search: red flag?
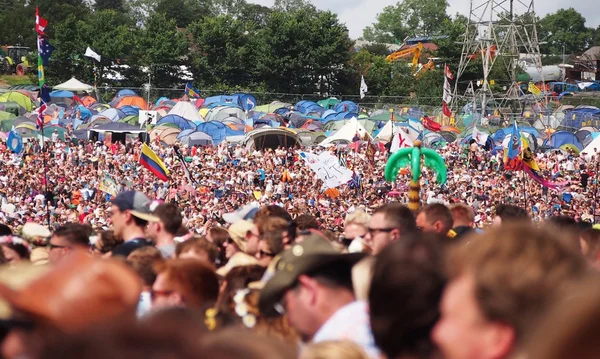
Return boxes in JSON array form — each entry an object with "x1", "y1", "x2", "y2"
[
  {"x1": 72, "y1": 95, "x2": 85, "y2": 106},
  {"x1": 422, "y1": 116, "x2": 442, "y2": 132},
  {"x1": 444, "y1": 65, "x2": 453, "y2": 80},
  {"x1": 37, "y1": 103, "x2": 47, "y2": 129},
  {"x1": 442, "y1": 102, "x2": 452, "y2": 117},
  {"x1": 36, "y1": 7, "x2": 48, "y2": 36}
]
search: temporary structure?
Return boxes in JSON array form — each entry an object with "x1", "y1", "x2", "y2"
[{"x1": 53, "y1": 78, "x2": 94, "y2": 92}]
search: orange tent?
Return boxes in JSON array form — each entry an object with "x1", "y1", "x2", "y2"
[
  {"x1": 114, "y1": 96, "x2": 149, "y2": 110},
  {"x1": 82, "y1": 96, "x2": 97, "y2": 107}
]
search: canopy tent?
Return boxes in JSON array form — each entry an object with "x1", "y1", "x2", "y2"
[
  {"x1": 320, "y1": 117, "x2": 372, "y2": 146},
  {"x1": 244, "y1": 128, "x2": 301, "y2": 150},
  {"x1": 168, "y1": 101, "x2": 203, "y2": 122},
  {"x1": 53, "y1": 78, "x2": 94, "y2": 92}
]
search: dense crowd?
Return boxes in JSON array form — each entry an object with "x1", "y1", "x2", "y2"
[{"x1": 0, "y1": 135, "x2": 598, "y2": 358}]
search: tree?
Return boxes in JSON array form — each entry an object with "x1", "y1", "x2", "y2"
[
  {"x1": 435, "y1": 14, "x2": 468, "y2": 62},
  {"x1": 0, "y1": 0, "x2": 35, "y2": 46},
  {"x1": 187, "y1": 15, "x2": 257, "y2": 88},
  {"x1": 538, "y1": 8, "x2": 593, "y2": 55},
  {"x1": 95, "y1": 0, "x2": 124, "y2": 12},
  {"x1": 136, "y1": 12, "x2": 188, "y2": 88},
  {"x1": 362, "y1": 0, "x2": 449, "y2": 43},
  {"x1": 273, "y1": 0, "x2": 313, "y2": 12},
  {"x1": 256, "y1": 8, "x2": 353, "y2": 94}
]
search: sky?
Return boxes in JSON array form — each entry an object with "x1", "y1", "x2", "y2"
[{"x1": 250, "y1": 0, "x2": 600, "y2": 39}]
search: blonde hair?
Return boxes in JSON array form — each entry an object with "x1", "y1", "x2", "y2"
[
  {"x1": 300, "y1": 340, "x2": 370, "y2": 359},
  {"x1": 351, "y1": 257, "x2": 375, "y2": 301},
  {"x1": 344, "y1": 210, "x2": 371, "y2": 228}
]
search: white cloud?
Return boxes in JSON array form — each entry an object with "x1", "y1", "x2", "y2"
[{"x1": 249, "y1": 0, "x2": 600, "y2": 39}]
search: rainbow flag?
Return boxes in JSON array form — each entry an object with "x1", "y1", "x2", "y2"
[{"x1": 140, "y1": 143, "x2": 170, "y2": 181}]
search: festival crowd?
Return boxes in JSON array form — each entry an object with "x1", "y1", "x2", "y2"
[{"x1": 0, "y1": 134, "x2": 597, "y2": 358}]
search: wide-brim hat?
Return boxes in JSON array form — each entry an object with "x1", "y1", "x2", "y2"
[{"x1": 258, "y1": 234, "x2": 365, "y2": 316}]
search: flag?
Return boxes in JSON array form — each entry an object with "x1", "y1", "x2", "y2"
[
  {"x1": 366, "y1": 139, "x2": 375, "y2": 166},
  {"x1": 422, "y1": 116, "x2": 442, "y2": 132},
  {"x1": 521, "y1": 136, "x2": 540, "y2": 172},
  {"x1": 35, "y1": 7, "x2": 48, "y2": 36},
  {"x1": 472, "y1": 126, "x2": 489, "y2": 146},
  {"x1": 444, "y1": 65, "x2": 454, "y2": 80},
  {"x1": 37, "y1": 56, "x2": 45, "y2": 87},
  {"x1": 7, "y1": 130, "x2": 23, "y2": 154},
  {"x1": 506, "y1": 122, "x2": 521, "y2": 160},
  {"x1": 443, "y1": 75, "x2": 452, "y2": 104},
  {"x1": 348, "y1": 172, "x2": 362, "y2": 190},
  {"x1": 185, "y1": 83, "x2": 200, "y2": 99},
  {"x1": 528, "y1": 82, "x2": 541, "y2": 96},
  {"x1": 442, "y1": 102, "x2": 452, "y2": 117},
  {"x1": 246, "y1": 97, "x2": 255, "y2": 110},
  {"x1": 84, "y1": 47, "x2": 101, "y2": 62},
  {"x1": 36, "y1": 103, "x2": 47, "y2": 129},
  {"x1": 391, "y1": 129, "x2": 413, "y2": 153},
  {"x1": 40, "y1": 84, "x2": 51, "y2": 103},
  {"x1": 38, "y1": 37, "x2": 55, "y2": 66},
  {"x1": 360, "y1": 76, "x2": 368, "y2": 99},
  {"x1": 72, "y1": 95, "x2": 85, "y2": 106},
  {"x1": 140, "y1": 143, "x2": 170, "y2": 181}
]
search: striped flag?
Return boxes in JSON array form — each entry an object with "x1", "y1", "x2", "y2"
[
  {"x1": 140, "y1": 143, "x2": 170, "y2": 181},
  {"x1": 36, "y1": 103, "x2": 47, "y2": 129}
]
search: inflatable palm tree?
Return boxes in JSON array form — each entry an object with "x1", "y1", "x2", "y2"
[{"x1": 384, "y1": 140, "x2": 447, "y2": 211}]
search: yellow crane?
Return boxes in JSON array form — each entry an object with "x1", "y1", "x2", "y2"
[
  {"x1": 385, "y1": 42, "x2": 423, "y2": 71},
  {"x1": 414, "y1": 58, "x2": 436, "y2": 78}
]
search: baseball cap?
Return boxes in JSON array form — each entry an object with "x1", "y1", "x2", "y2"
[
  {"x1": 258, "y1": 233, "x2": 365, "y2": 316},
  {"x1": 111, "y1": 191, "x2": 159, "y2": 222}
]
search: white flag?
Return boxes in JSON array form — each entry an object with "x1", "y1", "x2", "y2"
[
  {"x1": 360, "y1": 76, "x2": 368, "y2": 99},
  {"x1": 472, "y1": 126, "x2": 489, "y2": 146},
  {"x1": 390, "y1": 129, "x2": 414, "y2": 153},
  {"x1": 443, "y1": 76, "x2": 452, "y2": 104},
  {"x1": 84, "y1": 47, "x2": 101, "y2": 62}
]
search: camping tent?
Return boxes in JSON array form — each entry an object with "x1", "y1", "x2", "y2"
[
  {"x1": 320, "y1": 117, "x2": 372, "y2": 146},
  {"x1": 53, "y1": 78, "x2": 94, "y2": 92},
  {"x1": 168, "y1": 101, "x2": 203, "y2": 122},
  {"x1": 0, "y1": 92, "x2": 33, "y2": 111}
]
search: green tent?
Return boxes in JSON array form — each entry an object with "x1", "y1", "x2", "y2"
[
  {"x1": 317, "y1": 97, "x2": 340, "y2": 109},
  {"x1": 0, "y1": 110, "x2": 15, "y2": 121},
  {"x1": 120, "y1": 115, "x2": 139, "y2": 125},
  {"x1": 42, "y1": 126, "x2": 66, "y2": 140},
  {"x1": 0, "y1": 92, "x2": 33, "y2": 112}
]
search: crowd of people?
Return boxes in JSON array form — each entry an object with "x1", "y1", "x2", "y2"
[{"x1": 0, "y1": 134, "x2": 598, "y2": 358}]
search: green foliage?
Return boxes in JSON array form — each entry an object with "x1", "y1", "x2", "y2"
[
  {"x1": 538, "y1": 8, "x2": 593, "y2": 55},
  {"x1": 362, "y1": 0, "x2": 449, "y2": 43},
  {"x1": 95, "y1": 0, "x2": 124, "y2": 11}
]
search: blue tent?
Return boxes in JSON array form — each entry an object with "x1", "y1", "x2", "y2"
[
  {"x1": 156, "y1": 115, "x2": 196, "y2": 130},
  {"x1": 542, "y1": 131, "x2": 583, "y2": 150},
  {"x1": 117, "y1": 89, "x2": 137, "y2": 97},
  {"x1": 176, "y1": 128, "x2": 197, "y2": 142},
  {"x1": 561, "y1": 108, "x2": 600, "y2": 129},
  {"x1": 50, "y1": 90, "x2": 74, "y2": 98},
  {"x1": 118, "y1": 105, "x2": 141, "y2": 116},
  {"x1": 155, "y1": 97, "x2": 170, "y2": 106},
  {"x1": 294, "y1": 101, "x2": 320, "y2": 114},
  {"x1": 204, "y1": 95, "x2": 241, "y2": 108},
  {"x1": 197, "y1": 121, "x2": 227, "y2": 144},
  {"x1": 99, "y1": 108, "x2": 127, "y2": 122},
  {"x1": 334, "y1": 101, "x2": 358, "y2": 113},
  {"x1": 236, "y1": 93, "x2": 258, "y2": 111}
]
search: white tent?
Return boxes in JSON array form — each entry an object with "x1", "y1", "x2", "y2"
[
  {"x1": 319, "y1": 117, "x2": 372, "y2": 146},
  {"x1": 53, "y1": 78, "x2": 94, "y2": 92},
  {"x1": 581, "y1": 136, "x2": 600, "y2": 159},
  {"x1": 375, "y1": 120, "x2": 393, "y2": 142},
  {"x1": 168, "y1": 101, "x2": 204, "y2": 122}
]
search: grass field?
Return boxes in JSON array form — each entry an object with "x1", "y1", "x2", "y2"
[{"x1": 0, "y1": 74, "x2": 33, "y2": 87}]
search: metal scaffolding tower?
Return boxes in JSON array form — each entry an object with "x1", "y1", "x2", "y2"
[{"x1": 454, "y1": 0, "x2": 545, "y2": 125}]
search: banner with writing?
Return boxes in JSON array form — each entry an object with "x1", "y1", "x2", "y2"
[
  {"x1": 299, "y1": 151, "x2": 353, "y2": 189},
  {"x1": 98, "y1": 174, "x2": 119, "y2": 196}
]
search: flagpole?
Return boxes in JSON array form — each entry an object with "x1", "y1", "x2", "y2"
[
  {"x1": 522, "y1": 166, "x2": 528, "y2": 215},
  {"x1": 36, "y1": 8, "x2": 51, "y2": 227}
]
